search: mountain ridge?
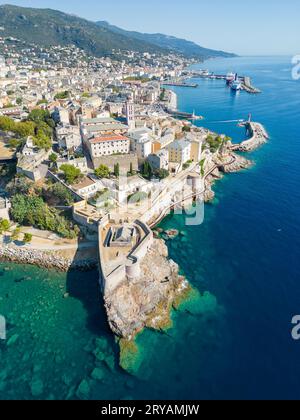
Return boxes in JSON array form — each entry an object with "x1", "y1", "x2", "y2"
[
  {"x1": 0, "y1": 4, "x2": 236, "y2": 60},
  {"x1": 96, "y1": 20, "x2": 237, "y2": 60}
]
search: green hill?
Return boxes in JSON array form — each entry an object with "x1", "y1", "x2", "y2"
[
  {"x1": 96, "y1": 21, "x2": 237, "y2": 60},
  {"x1": 0, "y1": 4, "x2": 166, "y2": 57},
  {"x1": 0, "y1": 4, "x2": 236, "y2": 60}
]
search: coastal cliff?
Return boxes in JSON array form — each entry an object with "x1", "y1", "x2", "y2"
[{"x1": 104, "y1": 238, "x2": 188, "y2": 340}]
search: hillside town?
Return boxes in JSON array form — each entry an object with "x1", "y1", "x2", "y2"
[
  {"x1": 0, "y1": 37, "x2": 264, "y2": 348},
  {"x1": 0, "y1": 36, "x2": 225, "y2": 237}
]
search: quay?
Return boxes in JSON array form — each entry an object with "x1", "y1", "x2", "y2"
[
  {"x1": 166, "y1": 109, "x2": 203, "y2": 120},
  {"x1": 162, "y1": 82, "x2": 198, "y2": 88},
  {"x1": 185, "y1": 71, "x2": 261, "y2": 94}
]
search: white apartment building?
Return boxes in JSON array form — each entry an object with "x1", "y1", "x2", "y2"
[
  {"x1": 87, "y1": 135, "x2": 130, "y2": 158},
  {"x1": 128, "y1": 128, "x2": 152, "y2": 160},
  {"x1": 168, "y1": 140, "x2": 191, "y2": 164},
  {"x1": 148, "y1": 149, "x2": 169, "y2": 171},
  {"x1": 56, "y1": 124, "x2": 82, "y2": 151}
]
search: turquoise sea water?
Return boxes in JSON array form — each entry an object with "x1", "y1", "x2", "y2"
[{"x1": 1, "y1": 56, "x2": 300, "y2": 400}]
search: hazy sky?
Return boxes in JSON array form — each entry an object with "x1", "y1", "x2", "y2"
[{"x1": 1, "y1": 0, "x2": 299, "y2": 55}]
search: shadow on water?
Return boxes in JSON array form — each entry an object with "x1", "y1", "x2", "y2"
[{"x1": 65, "y1": 245, "x2": 112, "y2": 339}]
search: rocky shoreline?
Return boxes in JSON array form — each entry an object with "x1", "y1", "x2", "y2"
[
  {"x1": 0, "y1": 246, "x2": 98, "y2": 272},
  {"x1": 204, "y1": 152, "x2": 253, "y2": 202},
  {"x1": 104, "y1": 238, "x2": 189, "y2": 341}
]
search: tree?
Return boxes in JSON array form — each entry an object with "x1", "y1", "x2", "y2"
[
  {"x1": 10, "y1": 195, "x2": 78, "y2": 239},
  {"x1": 50, "y1": 183, "x2": 73, "y2": 206},
  {"x1": 0, "y1": 116, "x2": 16, "y2": 132},
  {"x1": 23, "y1": 233, "x2": 33, "y2": 244},
  {"x1": 14, "y1": 121, "x2": 35, "y2": 137},
  {"x1": 114, "y1": 163, "x2": 120, "y2": 178},
  {"x1": 60, "y1": 164, "x2": 82, "y2": 185},
  {"x1": 28, "y1": 109, "x2": 51, "y2": 125},
  {"x1": 33, "y1": 133, "x2": 52, "y2": 151},
  {"x1": 182, "y1": 125, "x2": 191, "y2": 132},
  {"x1": 8, "y1": 138, "x2": 23, "y2": 150},
  {"x1": 0, "y1": 219, "x2": 10, "y2": 234},
  {"x1": 129, "y1": 162, "x2": 134, "y2": 176},
  {"x1": 95, "y1": 164, "x2": 110, "y2": 179},
  {"x1": 142, "y1": 161, "x2": 152, "y2": 179},
  {"x1": 49, "y1": 153, "x2": 58, "y2": 164},
  {"x1": 54, "y1": 91, "x2": 69, "y2": 100},
  {"x1": 155, "y1": 169, "x2": 169, "y2": 180}
]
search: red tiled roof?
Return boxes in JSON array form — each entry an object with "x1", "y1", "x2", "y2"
[{"x1": 89, "y1": 135, "x2": 129, "y2": 144}]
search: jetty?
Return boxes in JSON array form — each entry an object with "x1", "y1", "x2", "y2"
[
  {"x1": 162, "y1": 82, "x2": 198, "y2": 88},
  {"x1": 241, "y1": 77, "x2": 261, "y2": 94},
  {"x1": 166, "y1": 109, "x2": 203, "y2": 120},
  {"x1": 231, "y1": 122, "x2": 269, "y2": 152}
]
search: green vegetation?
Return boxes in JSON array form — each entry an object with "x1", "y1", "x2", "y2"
[
  {"x1": 206, "y1": 135, "x2": 224, "y2": 153},
  {"x1": 81, "y1": 92, "x2": 91, "y2": 98},
  {"x1": 23, "y1": 233, "x2": 33, "y2": 244},
  {"x1": 60, "y1": 164, "x2": 83, "y2": 185},
  {"x1": 37, "y1": 99, "x2": 48, "y2": 106},
  {"x1": 124, "y1": 76, "x2": 151, "y2": 83},
  {"x1": 0, "y1": 116, "x2": 35, "y2": 137},
  {"x1": 0, "y1": 5, "x2": 235, "y2": 60},
  {"x1": 154, "y1": 168, "x2": 170, "y2": 180},
  {"x1": 0, "y1": 110, "x2": 54, "y2": 151},
  {"x1": 0, "y1": 219, "x2": 10, "y2": 234},
  {"x1": 6, "y1": 176, "x2": 34, "y2": 196},
  {"x1": 199, "y1": 158, "x2": 206, "y2": 177},
  {"x1": 54, "y1": 91, "x2": 70, "y2": 100},
  {"x1": 182, "y1": 125, "x2": 191, "y2": 133},
  {"x1": 141, "y1": 161, "x2": 153, "y2": 180},
  {"x1": 114, "y1": 163, "x2": 120, "y2": 178},
  {"x1": 97, "y1": 20, "x2": 236, "y2": 60},
  {"x1": 46, "y1": 183, "x2": 74, "y2": 206},
  {"x1": 127, "y1": 162, "x2": 135, "y2": 177},
  {"x1": 49, "y1": 153, "x2": 58, "y2": 164},
  {"x1": 94, "y1": 164, "x2": 110, "y2": 179},
  {"x1": 10, "y1": 194, "x2": 78, "y2": 239},
  {"x1": 160, "y1": 88, "x2": 166, "y2": 101},
  {"x1": 0, "y1": 5, "x2": 167, "y2": 59},
  {"x1": 183, "y1": 160, "x2": 193, "y2": 170},
  {"x1": 8, "y1": 138, "x2": 24, "y2": 151},
  {"x1": 3, "y1": 103, "x2": 14, "y2": 109}
]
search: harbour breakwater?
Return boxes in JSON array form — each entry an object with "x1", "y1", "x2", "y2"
[
  {"x1": 0, "y1": 246, "x2": 98, "y2": 272},
  {"x1": 231, "y1": 122, "x2": 269, "y2": 152}
]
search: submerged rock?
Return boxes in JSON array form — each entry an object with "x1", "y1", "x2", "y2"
[
  {"x1": 76, "y1": 379, "x2": 90, "y2": 400},
  {"x1": 7, "y1": 333, "x2": 19, "y2": 347},
  {"x1": 30, "y1": 378, "x2": 44, "y2": 397},
  {"x1": 90, "y1": 367, "x2": 105, "y2": 382}
]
